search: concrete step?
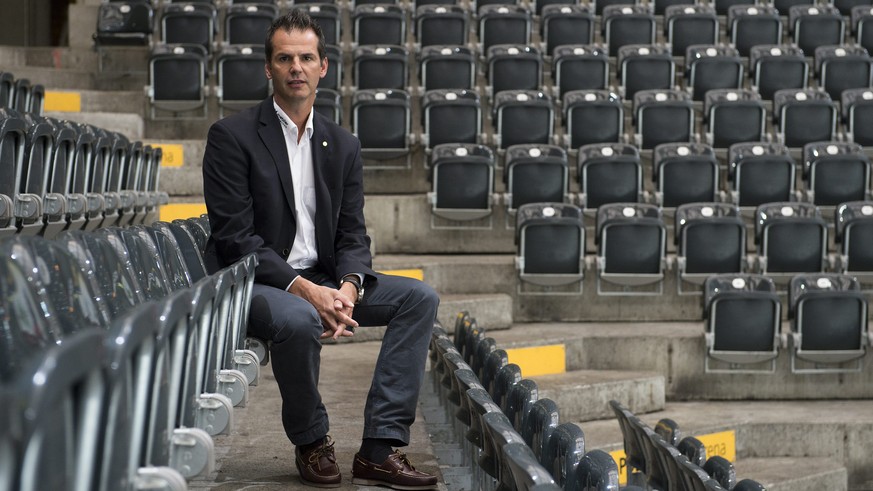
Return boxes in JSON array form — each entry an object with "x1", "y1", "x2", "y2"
[
  {"x1": 536, "y1": 369, "x2": 666, "y2": 421},
  {"x1": 485, "y1": 322, "x2": 873, "y2": 400},
  {"x1": 581, "y1": 400, "x2": 873, "y2": 490},
  {"x1": 8, "y1": 64, "x2": 147, "y2": 91}
]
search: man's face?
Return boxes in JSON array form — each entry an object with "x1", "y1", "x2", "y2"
[{"x1": 265, "y1": 28, "x2": 327, "y2": 109}]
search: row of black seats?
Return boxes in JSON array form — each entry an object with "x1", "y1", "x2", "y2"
[
  {"x1": 0, "y1": 216, "x2": 260, "y2": 490},
  {"x1": 431, "y1": 140, "x2": 871, "y2": 217},
  {"x1": 512, "y1": 200, "x2": 873, "y2": 296},
  {"x1": 0, "y1": 105, "x2": 167, "y2": 238},
  {"x1": 703, "y1": 272, "x2": 872, "y2": 373},
  {"x1": 430, "y1": 312, "x2": 621, "y2": 491},
  {"x1": 0, "y1": 72, "x2": 45, "y2": 116},
  {"x1": 610, "y1": 400, "x2": 769, "y2": 491},
  {"x1": 98, "y1": 0, "x2": 873, "y2": 57}
]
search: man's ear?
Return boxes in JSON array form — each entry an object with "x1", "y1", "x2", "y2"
[
  {"x1": 265, "y1": 63, "x2": 271, "y2": 80},
  {"x1": 320, "y1": 56, "x2": 328, "y2": 79}
]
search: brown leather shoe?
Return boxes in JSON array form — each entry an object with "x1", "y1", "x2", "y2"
[
  {"x1": 352, "y1": 450, "x2": 439, "y2": 490},
  {"x1": 295, "y1": 436, "x2": 342, "y2": 488}
]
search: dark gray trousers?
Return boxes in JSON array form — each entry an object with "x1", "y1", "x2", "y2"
[{"x1": 247, "y1": 270, "x2": 439, "y2": 446}]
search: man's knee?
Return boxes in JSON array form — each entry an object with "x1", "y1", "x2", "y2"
[
  {"x1": 411, "y1": 281, "x2": 440, "y2": 311},
  {"x1": 273, "y1": 304, "x2": 322, "y2": 344}
]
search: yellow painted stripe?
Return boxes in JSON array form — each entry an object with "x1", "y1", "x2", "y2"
[
  {"x1": 696, "y1": 430, "x2": 736, "y2": 463},
  {"x1": 378, "y1": 269, "x2": 424, "y2": 280},
  {"x1": 44, "y1": 91, "x2": 81, "y2": 112},
  {"x1": 160, "y1": 203, "x2": 207, "y2": 222},
  {"x1": 151, "y1": 143, "x2": 185, "y2": 167},
  {"x1": 609, "y1": 429, "x2": 736, "y2": 486},
  {"x1": 505, "y1": 344, "x2": 566, "y2": 377}
]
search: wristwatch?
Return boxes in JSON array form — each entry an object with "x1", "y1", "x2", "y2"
[{"x1": 342, "y1": 275, "x2": 364, "y2": 304}]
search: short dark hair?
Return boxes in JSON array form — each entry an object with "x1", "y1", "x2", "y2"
[{"x1": 265, "y1": 9, "x2": 326, "y2": 62}]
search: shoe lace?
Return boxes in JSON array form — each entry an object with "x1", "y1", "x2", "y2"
[
  {"x1": 392, "y1": 450, "x2": 416, "y2": 470},
  {"x1": 309, "y1": 437, "x2": 337, "y2": 465}
]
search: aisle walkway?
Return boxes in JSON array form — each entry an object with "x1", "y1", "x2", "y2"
[{"x1": 189, "y1": 339, "x2": 444, "y2": 490}]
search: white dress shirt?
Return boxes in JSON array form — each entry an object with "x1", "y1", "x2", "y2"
[{"x1": 275, "y1": 101, "x2": 318, "y2": 287}]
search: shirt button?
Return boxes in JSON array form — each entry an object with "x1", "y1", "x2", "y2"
[{"x1": 282, "y1": 248, "x2": 290, "y2": 256}]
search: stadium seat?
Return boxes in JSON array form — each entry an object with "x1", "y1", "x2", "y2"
[
  {"x1": 314, "y1": 88, "x2": 342, "y2": 125},
  {"x1": 789, "y1": 5, "x2": 845, "y2": 54},
  {"x1": 734, "y1": 479, "x2": 768, "y2": 491},
  {"x1": 675, "y1": 202, "x2": 746, "y2": 291},
  {"x1": 93, "y1": 1, "x2": 154, "y2": 46},
  {"x1": 352, "y1": 44, "x2": 409, "y2": 90},
  {"x1": 577, "y1": 142, "x2": 643, "y2": 210},
  {"x1": 802, "y1": 141, "x2": 871, "y2": 206},
  {"x1": 11, "y1": 78, "x2": 30, "y2": 114},
  {"x1": 540, "y1": 5, "x2": 594, "y2": 57},
  {"x1": 353, "y1": 4, "x2": 407, "y2": 46},
  {"x1": 775, "y1": 0, "x2": 816, "y2": 11},
  {"x1": 515, "y1": 203, "x2": 585, "y2": 287},
  {"x1": 665, "y1": 5, "x2": 719, "y2": 57},
  {"x1": 472, "y1": 337, "x2": 498, "y2": 381},
  {"x1": 841, "y1": 87, "x2": 873, "y2": 145},
  {"x1": 602, "y1": 5, "x2": 656, "y2": 57},
  {"x1": 685, "y1": 45, "x2": 743, "y2": 102},
  {"x1": 0, "y1": 72, "x2": 14, "y2": 108},
  {"x1": 834, "y1": 201, "x2": 873, "y2": 282},
  {"x1": 223, "y1": 3, "x2": 277, "y2": 46},
  {"x1": 478, "y1": 4, "x2": 532, "y2": 53},
  {"x1": 419, "y1": 45, "x2": 477, "y2": 92},
  {"x1": 83, "y1": 125, "x2": 110, "y2": 231},
  {"x1": 703, "y1": 456, "x2": 736, "y2": 490},
  {"x1": 480, "y1": 412, "x2": 527, "y2": 488},
  {"x1": 504, "y1": 144, "x2": 569, "y2": 212},
  {"x1": 632, "y1": 89, "x2": 695, "y2": 150},
  {"x1": 14, "y1": 112, "x2": 51, "y2": 237},
  {"x1": 703, "y1": 274, "x2": 781, "y2": 372},
  {"x1": 465, "y1": 388, "x2": 504, "y2": 490},
  {"x1": 523, "y1": 399, "x2": 560, "y2": 463},
  {"x1": 704, "y1": 89, "x2": 766, "y2": 149},
  {"x1": 503, "y1": 378, "x2": 539, "y2": 433},
  {"x1": 503, "y1": 443, "x2": 558, "y2": 491},
  {"x1": 322, "y1": 44, "x2": 343, "y2": 92},
  {"x1": 677, "y1": 436, "x2": 706, "y2": 466},
  {"x1": 728, "y1": 142, "x2": 798, "y2": 210},
  {"x1": 772, "y1": 88, "x2": 838, "y2": 148},
  {"x1": 728, "y1": 5, "x2": 781, "y2": 58},
  {"x1": 543, "y1": 422, "x2": 586, "y2": 489},
  {"x1": 421, "y1": 89, "x2": 482, "y2": 151},
  {"x1": 572, "y1": 449, "x2": 620, "y2": 491},
  {"x1": 754, "y1": 201, "x2": 828, "y2": 281},
  {"x1": 216, "y1": 45, "x2": 270, "y2": 118},
  {"x1": 596, "y1": 202, "x2": 667, "y2": 295},
  {"x1": 552, "y1": 45, "x2": 610, "y2": 98},
  {"x1": 487, "y1": 44, "x2": 543, "y2": 98},
  {"x1": 815, "y1": 45, "x2": 873, "y2": 102},
  {"x1": 563, "y1": 90, "x2": 624, "y2": 149},
  {"x1": 788, "y1": 274, "x2": 869, "y2": 372},
  {"x1": 491, "y1": 363, "x2": 522, "y2": 409},
  {"x1": 482, "y1": 348, "x2": 510, "y2": 395},
  {"x1": 852, "y1": 5, "x2": 873, "y2": 54},
  {"x1": 146, "y1": 43, "x2": 208, "y2": 119},
  {"x1": 750, "y1": 45, "x2": 809, "y2": 101},
  {"x1": 609, "y1": 401, "x2": 647, "y2": 487},
  {"x1": 492, "y1": 90, "x2": 555, "y2": 150},
  {"x1": 618, "y1": 44, "x2": 674, "y2": 99},
  {"x1": 299, "y1": 3, "x2": 341, "y2": 46},
  {"x1": 99, "y1": 131, "x2": 130, "y2": 230},
  {"x1": 653, "y1": 142, "x2": 720, "y2": 209},
  {"x1": 352, "y1": 89, "x2": 412, "y2": 163},
  {"x1": 428, "y1": 143, "x2": 495, "y2": 222},
  {"x1": 159, "y1": 2, "x2": 217, "y2": 54},
  {"x1": 415, "y1": 4, "x2": 469, "y2": 48}
]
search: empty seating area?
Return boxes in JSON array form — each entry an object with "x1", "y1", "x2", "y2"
[
  {"x1": 427, "y1": 312, "x2": 773, "y2": 491},
  {"x1": 0, "y1": 216, "x2": 260, "y2": 490}
]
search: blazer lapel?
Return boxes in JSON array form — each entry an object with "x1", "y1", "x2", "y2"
[
  {"x1": 257, "y1": 99, "x2": 296, "y2": 216},
  {"x1": 310, "y1": 113, "x2": 335, "y2": 252}
]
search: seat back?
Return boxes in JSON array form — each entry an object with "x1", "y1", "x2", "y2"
[
  {"x1": 422, "y1": 89, "x2": 482, "y2": 150},
  {"x1": 503, "y1": 442, "x2": 558, "y2": 491},
  {"x1": 756, "y1": 202, "x2": 827, "y2": 276},
  {"x1": 505, "y1": 144, "x2": 568, "y2": 210},
  {"x1": 416, "y1": 4, "x2": 469, "y2": 47},
  {"x1": 618, "y1": 44, "x2": 674, "y2": 99},
  {"x1": 494, "y1": 90, "x2": 554, "y2": 149},
  {"x1": 835, "y1": 201, "x2": 873, "y2": 276},
  {"x1": 654, "y1": 142, "x2": 719, "y2": 208},
  {"x1": 523, "y1": 398, "x2": 560, "y2": 463},
  {"x1": 728, "y1": 5, "x2": 781, "y2": 57},
  {"x1": 802, "y1": 141, "x2": 871, "y2": 206},
  {"x1": 563, "y1": 90, "x2": 623, "y2": 149},
  {"x1": 515, "y1": 203, "x2": 585, "y2": 286},
  {"x1": 541, "y1": 5, "x2": 593, "y2": 56},
  {"x1": 750, "y1": 45, "x2": 808, "y2": 100},
  {"x1": 665, "y1": 4, "x2": 718, "y2": 57},
  {"x1": 429, "y1": 143, "x2": 495, "y2": 221},
  {"x1": 633, "y1": 89, "x2": 695, "y2": 149},
  {"x1": 553, "y1": 45, "x2": 610, "y2": 97},
  {"x1": 602, "y1": 5, "x2": 656, "y2": 57},
  {"x1": 543, "y1": 422, "x2": 585, "y2": 491},
  {"x1": 420, "y1": 45, "x2": 476, "y2": 91}
]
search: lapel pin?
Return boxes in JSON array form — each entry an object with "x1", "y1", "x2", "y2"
[{"x1": 322, "y1": 140, "x2": 328, "y2": 147}]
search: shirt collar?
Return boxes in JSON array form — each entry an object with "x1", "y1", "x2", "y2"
[{"x1": 273, "y1": 99, "x2": 314, "y2": 140}]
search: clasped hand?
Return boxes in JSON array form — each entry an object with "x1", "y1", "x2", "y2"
[{"x1": 289, "y1": 277, "x2": 359, "y2": 339}]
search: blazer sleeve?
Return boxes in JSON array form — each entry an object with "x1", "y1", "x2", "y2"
[{"x1": 202, "y1": 119, "x2": 298, "y2": 289}]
